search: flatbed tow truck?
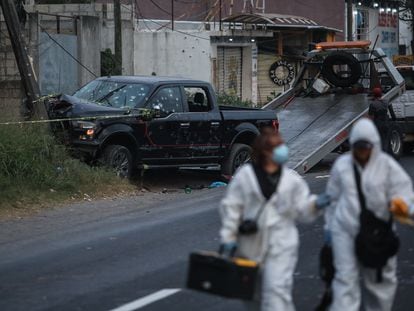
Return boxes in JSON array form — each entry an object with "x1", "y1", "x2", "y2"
[{"x1": 264, "y1": 41, "x2": 405, "y2": 174}]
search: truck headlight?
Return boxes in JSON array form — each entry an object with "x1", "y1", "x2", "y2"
[
  {"x1": 73, "y1": 121, "x2": 96, "y2": 129},
  {"x1": 73, "y1": 121, "x2": 97, "y2": 140}
]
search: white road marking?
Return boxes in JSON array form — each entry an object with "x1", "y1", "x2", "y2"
[
  {"x1": 109, "y1": 289, "x2": 181, "y2": 311},
  {"x1": 315, "y1": 175, "x2": 330, "y2": 179}
]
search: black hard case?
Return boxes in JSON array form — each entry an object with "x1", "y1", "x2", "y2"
[{"x1": 186, "y1": 251, "x2": 258, "y2": 300}]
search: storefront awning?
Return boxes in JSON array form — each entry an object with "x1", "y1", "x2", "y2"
[{"x1": 223, "y1": 13, "x2": 342, "y2": 33}]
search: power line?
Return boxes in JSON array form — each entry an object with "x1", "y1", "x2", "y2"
[
  {"x1": 148, "y1": 0, "x2": 171, "y2": 15},
  {"x1": 38, "y1": 23, "x2": 98, "y2": 78},
  {"x1": 175, "y1": 0, "x2": 199, "y2": 3},
  {"x1": 135, "y1": 0, "x2": 155, "y2": 32},
  {"x1": 122, "y1": 3, "x2": 210, "y2": 41},
  {"x1": 148, "y1": 0, "x2": 210, "y2": 20}
]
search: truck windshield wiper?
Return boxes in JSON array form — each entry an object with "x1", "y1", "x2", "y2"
[{"x1": 96, "y1": 85, "x2": 126, "y2": 106}]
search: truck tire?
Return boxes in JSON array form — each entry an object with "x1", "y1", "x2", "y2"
[
  {"x1": 221, "y1": 143, "x2": 252, "y2": 177},
  {"x1": 386, "y1": 125, "x2": 403, "y2": 160},
  {"x1": 321, "y1": 52, "x2": 362, "y2": 87},
  {"x1": 101, "y1": 145, "x2": 134, "y2": 178}
]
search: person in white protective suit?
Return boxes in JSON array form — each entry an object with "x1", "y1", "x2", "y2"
[
  {"x1": 219, "y1": 128, "x2": 330, "y2": 311},
  {"x1": 324, "y1": 118, "x2": 414, "y2": 311}
]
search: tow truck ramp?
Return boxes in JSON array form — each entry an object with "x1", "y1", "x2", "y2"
[
  {"x1": 262, "y1": 43, "x2": 404, "y2": 174},
  {"x1": 265, "y1": 93, "x2": 370, "y2": 174}
]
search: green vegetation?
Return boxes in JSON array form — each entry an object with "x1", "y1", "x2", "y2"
[
  {"x1": 0, "y1": 124, "x2": 131, "y2": 210},
  {"x1": 217, "y1": 93, "x2": 254, "y2": 108},
  {"x1": 101, "y1": 48, "x2": 116, "y2": 77}
]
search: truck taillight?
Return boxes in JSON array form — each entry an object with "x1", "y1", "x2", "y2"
[{"x1": 272, "y1": 120, "x2": 279, "y2": 132}]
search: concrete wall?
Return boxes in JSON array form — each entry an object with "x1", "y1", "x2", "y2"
[
  {"x1": 242, "y1": 46, "x2": 252, "y2": 102},
  {"x1": 0, "y1": 46, "x2": 20, "y2": 81},
  {"x1": 133, "y1": 31, "x2": 211, "y2": 82},
  {"x1": 26, "y1": 3, "x2": 135, "y2": 78},
  {"x1": 0, "y1": 13, "x2": 32, "y2": 120},
  {"x1": 78, "y1": 16, "x2": 101, "y2": 86},
  {"x1": 101, "y1": 20, "x2": 135, "y2": 75},
  {"x1": 0, "y1": 81, "x2": 23, "y2": 121},
  {"x1": 39, "y1": 32, "x2": 79, "y2": 95}
]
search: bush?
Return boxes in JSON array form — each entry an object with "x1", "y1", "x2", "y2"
[
  {"x1": 217, "y1": 93, "x2": 254, "y2": 108},
  {"x1": 0, "y1": 124, "x2": 130, "y2": 209}
]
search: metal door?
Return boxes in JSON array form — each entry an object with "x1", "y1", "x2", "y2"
[
  {"x1": 143, "y1": 86, "x2": 190, "y2": 163},
  {"x1": 217, "y1": 47, "x2": 243, "y2": 98},
  {"x1": 182, "y1": 85, "x2": 222, "y2": 162},
  {"x1": 39, "y1": 32, "x2": 79, "y2": 95}
]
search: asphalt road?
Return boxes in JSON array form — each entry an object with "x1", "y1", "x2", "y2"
[{"x1": 1, "y1": 157, "x2": 414, "y2": 311}]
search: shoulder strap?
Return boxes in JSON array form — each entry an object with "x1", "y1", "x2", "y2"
[
  {"x1": 354, "y1": 163, "x2": 394, "y2": 226},
  {"x1": 254, "y1": 166, "x2": 283, "y2": 222},
  {"x1": 353, "y1": 164, "x2": 367, "y2": 212}
]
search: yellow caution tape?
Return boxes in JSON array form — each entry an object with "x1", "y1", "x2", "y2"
[
  {"x1": 0, "y1": 94, "x2": 155, "y2": 125},
  {"x1": 0, "y1": 113, "x2": 142, "y2": 125}
]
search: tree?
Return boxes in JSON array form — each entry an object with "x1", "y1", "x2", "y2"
[{"x1": 399, "y1": 0, "x2": 414, "y2": 54}]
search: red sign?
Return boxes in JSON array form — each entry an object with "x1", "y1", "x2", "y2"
[{"x1": 378, "y1": 12, "x2": 398, "y2": 28}]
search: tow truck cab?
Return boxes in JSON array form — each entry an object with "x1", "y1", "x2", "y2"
[{"x1": 389, "y1": 65, "x2": 414, "y2": 153}]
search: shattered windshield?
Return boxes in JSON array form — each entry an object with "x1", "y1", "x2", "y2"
[{"x1": 73, "y1": 80, "x2": 150, "y2": 108}]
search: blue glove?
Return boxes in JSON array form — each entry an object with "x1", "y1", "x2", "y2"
[
  {"x1": 324, "y1": 230, "x2": 332, "y2": 246},
  {"x1": 316, "y1": 193, "x2": 331, "y2": 209},
  {"x1": 220, "y1": 241, "x2": 237, "y2": 257}
]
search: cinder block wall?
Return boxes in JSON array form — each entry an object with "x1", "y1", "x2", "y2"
[
  {"x1": 0, "y1": 81, "x2": 23, "y2": 122},
  {"x1": 0, "y1": 18, "x2": 24, "y2": 121}
]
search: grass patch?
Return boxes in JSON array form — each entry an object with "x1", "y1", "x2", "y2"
[
  {"x1": 0, "y1": 124, "x2": 133, "y2": 210},
  {"x1": 217, "y1": 93, "x2": 254, "y2": 107}
]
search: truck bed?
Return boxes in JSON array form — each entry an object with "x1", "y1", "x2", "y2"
[
  {"x1": 219, "y1": 105, "x2": 264, "y2": 111},
  {"x1": 276, "y1": 93, "x2": 370, "y2": 172}
]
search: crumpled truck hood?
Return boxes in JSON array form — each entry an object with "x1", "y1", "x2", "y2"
[{"x1": 48, "y1": 94, "x2": 130, "y2": 119}]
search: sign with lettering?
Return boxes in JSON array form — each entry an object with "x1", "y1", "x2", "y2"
[{"x1": 269, "y1": 60, "x2": 295, "y2": 86}]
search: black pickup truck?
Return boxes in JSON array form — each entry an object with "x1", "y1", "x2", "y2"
[{"x1": 47, "y1": 76, "x2": 278, "y2": 178}]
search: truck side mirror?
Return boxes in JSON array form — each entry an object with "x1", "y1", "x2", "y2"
[{"x1": 151, "y1": 104, "x2": 169, "y2": 118}]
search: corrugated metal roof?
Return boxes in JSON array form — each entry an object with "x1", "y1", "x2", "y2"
[{"x1": 223, "y1": 13, "x2": 342, "y2": 32}]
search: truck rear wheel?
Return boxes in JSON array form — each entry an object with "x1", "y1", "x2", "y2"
[
  {"x1": 386, "y1": 125, "x2": 403, "y2": 160},
  {"x1": 101, "y1": 145, "x2": 134, "y2": 178},
  {"x1": 221, "y1": 143, "x2": 252, "y2": 177}
]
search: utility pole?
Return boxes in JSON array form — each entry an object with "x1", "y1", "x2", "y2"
[
  {"x1": 219, "y1": 0, "x2": 222, "y2": 31},
  {"x1": 347, "y1": 0, "x2": 353, "y2": 41},
  {"x1": 0, "y1": 0, "x2": 46, "y2": 119},
  {"x1": 114, "y1": 0, "x2": 122, "y2": 75},
  {"x1": 171, "y1": 0, "x2": 174, "y2": 31},
  {"x1": 410, "y1": 1, "x2": 414, "y2": 55}
]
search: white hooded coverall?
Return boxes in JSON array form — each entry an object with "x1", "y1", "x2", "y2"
[
  {"x1": 220, "y1": 163, "x2": 318, "y2": 311},
  {"x1": 325, "y1": 118, "x2": 414, "y2": 311}
]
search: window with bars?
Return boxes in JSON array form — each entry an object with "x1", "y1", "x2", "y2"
[{"x1": 356, "y1": 9, "x2": 369, "y2": 40}]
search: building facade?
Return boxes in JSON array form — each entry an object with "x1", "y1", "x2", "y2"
[
  {"x1": 134, "y1": 0, "x2": 344, "y2": 105},
  {"x1": 346, "y1": 1, "x2": 403, "y2": 59}
]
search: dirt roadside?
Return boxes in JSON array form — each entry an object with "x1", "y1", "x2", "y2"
[{"x1": 0, "y1": 168, "x2": 225, "y2": 221}]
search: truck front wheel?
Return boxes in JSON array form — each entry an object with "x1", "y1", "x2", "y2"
[
  {"x1": 221, "y1": 143, "x2": 252, "y2": 177},
  {"x1": 101, "y1": 145, "x2": 134, "y2": 178}
]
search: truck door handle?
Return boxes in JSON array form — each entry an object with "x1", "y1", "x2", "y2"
[
  {"x1": 211, "y1": 122, "x2": 220, "y2": 127},
  {"x1": 180, "y1": 122, "x2": 190, "y2": 128}
]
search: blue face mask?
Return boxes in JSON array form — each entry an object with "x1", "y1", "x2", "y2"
[{"x1": 272, "y1": 144, "x2": 289, "y2": 164}]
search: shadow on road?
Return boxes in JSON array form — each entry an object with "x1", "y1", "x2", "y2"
[{"x1": 130, "y1": 168, "x2": 224, "y2": 193}]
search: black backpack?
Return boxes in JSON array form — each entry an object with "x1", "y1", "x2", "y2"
[{"x1": 353, "y1": 164, "x2": 399, "y2": 283}]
